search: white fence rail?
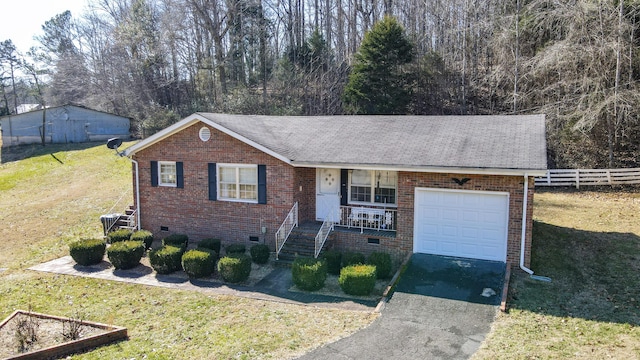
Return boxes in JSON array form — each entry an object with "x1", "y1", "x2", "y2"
[
  {"x1": 275, "y1": 202, "x2": 298, "y2": 259},
  {"x1": 535, "y1": 169, "x2": 640, "y2": 188}
]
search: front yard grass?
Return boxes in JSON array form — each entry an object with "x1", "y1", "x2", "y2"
[{"x1": 474, "y1": 190, "x2": 640, "y2": 359}]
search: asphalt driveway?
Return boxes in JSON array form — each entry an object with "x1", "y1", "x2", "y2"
[{"x1": 297, "y1": 253, "x2": 505, "y2": 360}]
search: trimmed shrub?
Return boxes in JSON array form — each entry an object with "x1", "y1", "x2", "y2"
[
  {"x1": 182, "y1": 249, "x2": 217, "y2": 278},
  {"x1": 69, "y1": 239, "x2": 106, "y2": 266},
  {"x1": 217, "y1": 254, "x2": 252, "y2": 283},
  {"x1": 292, "y1": 257, "x2": 327, "y2": 291},
  {"x1": 250, "y1": 244, "x2": 270, "y2": 264},
  {"x1": 322, "y1": 250, "x2": 342, "y2": 275},
  {"x1": 107, "y1": 240, "x2": 145, "y2": 270},
  {"x1": 107, "y1": 229, "x2": 133, "y2": 244},
  {"x1": 131, "y1": 230, "x2": 154, "y2": 249},
  {"x1": 225, "y1": 244, "x2": 246, "y2": 255},
  {"x1": 162, "y1": 234, "x2": 188, "y2": 249},
  {"x1": 367, "y1": 252, "x2": 392, "y2": 279},
  {"x1": 339, "y1": 264, "x2": 377, "y2": 296},
  {"x1": 198, "y1": 238, "x2": 221, "y2": 254},
  {"x1": 149, "y1": 245, "x2": 183, "y2": 274},
  {"x1": 341, "y1": 252, "x2": 366, "y2": 267}
]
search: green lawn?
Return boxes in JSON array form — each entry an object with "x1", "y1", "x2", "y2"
[
  {"x1": 474, "y1": 190, "x2": 640, "y2": 359},
  {"x1": 0, "y1": 143, "x2": 375, "y2": 359}
]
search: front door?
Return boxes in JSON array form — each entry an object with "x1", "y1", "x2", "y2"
[{"x1": 316, "y1": 168, "x2": 340, "y2": 221}]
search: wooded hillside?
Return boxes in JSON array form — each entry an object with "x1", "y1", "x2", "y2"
[{"x1": 1, "y1": 0, "x2": 639, "y2": 168}]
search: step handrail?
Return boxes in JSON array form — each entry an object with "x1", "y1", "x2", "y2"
[
  {"x1": 275, "y1": 202, "x2": 298, "y2": 259},
  {"x1": 314, "y1": 207, "x2": 336, "y2": 258}
]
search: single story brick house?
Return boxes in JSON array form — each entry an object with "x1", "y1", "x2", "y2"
[{"x1": 123, "y1": 113, "x2": 547, "y2": 269}]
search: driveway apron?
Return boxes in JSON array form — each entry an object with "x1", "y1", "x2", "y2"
[{"x1": 297, "y1": 254, "x2": 505, "y2": 360}]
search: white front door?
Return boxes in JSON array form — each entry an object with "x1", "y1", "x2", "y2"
[{"x1": 316, "y1": 168, "x2": 341, "y2": 221}]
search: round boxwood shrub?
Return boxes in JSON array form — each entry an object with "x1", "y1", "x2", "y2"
[
  {"x1": 182, "y1": 248, "x2": 217, "y2": 278},
  {"x1": 69, "y1": 238, "x2": 106, "y2": 266},
  {"x1": 367, "y1": 252, "x2": 392, "y2": 279},
  {"x1": 149, "y1": 245, "x2": 183, "y2": 274},
  {"x1": 217, "y1": 254, "x2": 252, "y2": 283},
  {"x1": 198, "y1": 238, "x2": 221, "y2": 254},
  {"x1": 339, "y1": 264, "x2": 377, "y2": 296},
  {"x1": 292, "y1": 257, "x2": 327, "y2": 291},
  {"x1": 225, "y1": 244, "x2": 246, "y2": 255},
  {"x1": 107, "y1": 228, "x2": 133, "y2": 244},
  {"x1": 107, "y1": 240, "x2": 145, "y2": 270},
  {"x1": 162, "y1": 234, "x2": 188, "y2": 249},
  {"x1": 322, "y1": 250, "x2": 342, "y2": 275},
  {"x1": 131, "y1": 230, "x2": 154, "y2": 249},
  {"x1": 250, "y1": 244, "x2": 270, "y2": 264},
  {"x1": 341, "y1": 252, "x2": 366, "y2": 267}
]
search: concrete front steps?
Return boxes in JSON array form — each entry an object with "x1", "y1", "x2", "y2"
[{"x1": 274, "y1": 222, "x2": 331, "y2": 267}]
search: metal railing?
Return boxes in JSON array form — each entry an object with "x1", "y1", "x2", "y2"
[
  {"x1": 335, "y1": 205, "x2": 397, "y2": 233},
  {"x1": 535, "y1": 168, "x2": 640, "y2": 189},
  {"x1": 314, "y1": 207, "x2": 336, "y2": 258},
  {"x1": 275, "y1": 202, "x2": 298, "y2": 259}
]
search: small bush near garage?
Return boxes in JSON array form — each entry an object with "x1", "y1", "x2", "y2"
[
  {"x1": 162, "y1": 234, "x2": 188, "y2": 250},
  {"x1": 198, "y1": 238, "x2": 221, "y2": 254},
  {"x1": 339, "y1": 264, "x2": 377, "y2": 296},
  {"x1": 149, "y1": 245, "x2": 184, "y2": 274},
  {"x1": 250, "y1": 244, "x2": 270, "y2": 264},
  {"x1": 107, "y1": 229, "x2": 133, "y2": 244},
  {"x1": 182, "y1": 248, "x2": 217, "y2": 278},
  {"x1": 292, "y1": 257, "x2": 327, "y2": 291},
  {"x1": 69, "y1": 238, "x2": 106, "y2": 266},
  {"x1": 107, "y1": 240, "x2": 145, "y2": 270},
  {"x1": 225, "y1": 244, "x2": 246, "y2": 255},
  {"x1": 341, "y1": 252, "x2": 366, "y2": 268},
  {"x1": 367, "y1": 252, "x2": 392, "y2": 279},
  {"x1": 131, "y1": 230, "x2": 154, "y2": 249},
  {"x1": 218, "y1": 254, "x2": 252, "y2": 283},
  {"x1": 322, "y1": 250, "x2": 342, "y2": 275}
]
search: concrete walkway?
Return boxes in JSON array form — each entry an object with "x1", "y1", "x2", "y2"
[
  {"x1": 297, "y1": 254, "x2": 505, "y2": 360},
  {"x1": 28, "y1": 256, "x2": 377, "y2": 312}
]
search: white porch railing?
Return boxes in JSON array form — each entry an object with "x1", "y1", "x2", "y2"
[
  {"x1": 335, "y1": 205, "x2": 397, "y2": 233},
  {"x1": 314, "y1": 207, "x2": 336, "y2": 258},
  {"x1": 275, "y1": 202, "x2": 298, "y2": 259},
  {"x1": 535, "y1": 168, "x2": 640, "y2": 189}
]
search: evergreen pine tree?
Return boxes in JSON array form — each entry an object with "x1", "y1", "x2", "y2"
[{"x1": 343, "y1": 16, "x2": 414, "y2": 114}]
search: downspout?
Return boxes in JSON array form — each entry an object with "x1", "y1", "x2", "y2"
[
  {"x1": 122, "y1": 156, "x2": 141, "y2": 231},
  {"x1": 520, "y1": 173, "x2": 551, "y2": 282},
  {"x1": 519, "y1": 173, "x2": 534, "y2": 275}
]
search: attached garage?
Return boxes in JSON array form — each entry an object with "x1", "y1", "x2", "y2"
[{"x1": 413, "y1": 188, "x2": 509, "y2": 262}]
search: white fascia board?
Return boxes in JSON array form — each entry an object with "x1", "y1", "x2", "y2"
[
  {"x1": 292, "y1": 162, "x2": 547, "y2": 177},
  {"x1": 123, "y1": 113, "x2": 293, "y2": 165}
]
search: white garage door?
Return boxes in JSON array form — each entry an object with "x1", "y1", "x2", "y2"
[{"x1": 414, "y1": 188, "x2": 509, "y2": 262}]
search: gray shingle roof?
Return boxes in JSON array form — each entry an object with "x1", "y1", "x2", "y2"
[{"x1": 195, "y1": 113, "x2": 547, "y2": 171}]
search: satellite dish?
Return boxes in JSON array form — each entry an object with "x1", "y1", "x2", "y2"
[{"x1": 106, "y1": 137, "x2": 123, "y2": 150}]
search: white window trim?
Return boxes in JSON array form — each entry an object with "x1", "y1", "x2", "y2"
[
  {"x1": 158, "y1": 161, "x2": 177, "y2": 187},
  {"x1": 217, "y1": 163, "x2": 259, "y2": 203},
  {"x1": 348, "y1": 170, "x2": 398, "y2": 207}
]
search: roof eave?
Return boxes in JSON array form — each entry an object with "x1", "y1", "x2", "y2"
[{"x1": 292, "y1": 162, "x2": 548, "y2": 176}]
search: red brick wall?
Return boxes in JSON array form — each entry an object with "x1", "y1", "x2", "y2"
[
  {"x1": 293, "y1": 168, "x2": 316, "y2": 223},
  {"x1": 132, "y1": 122, "x2": 296, "y2": 248},
  {"x1": 396, "y1": 172, "x2": 534, "y2": 267}
]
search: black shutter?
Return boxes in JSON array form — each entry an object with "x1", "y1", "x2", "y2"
[
  {"x1": 208, "y1": 163, "x2": 217, "y2": 200},
  {"x1": 340, "y1": 169, "x2": 348, "y2": 206},
  {"x1": 176, "y1": 162, "x2": 184, "y2": 188},
  {"x1": 258, "y1": 165, "x2": 267, "y2": 204},
  {"x1": 150, "y1": 161, "x2": 158, "y2": 187}
]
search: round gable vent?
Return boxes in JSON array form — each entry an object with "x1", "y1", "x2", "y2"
[{"x1": 199, "y1": 127, "x2": 211, "y2": 142}]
